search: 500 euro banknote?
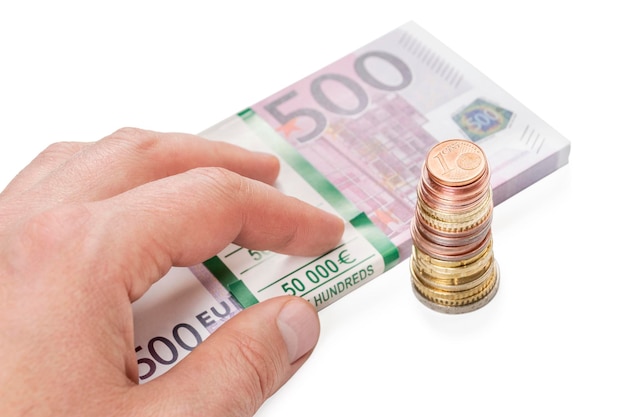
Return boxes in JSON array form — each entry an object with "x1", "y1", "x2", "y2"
[{"x1": 132, "y1": 21, "x2": 570, "y2": 381}]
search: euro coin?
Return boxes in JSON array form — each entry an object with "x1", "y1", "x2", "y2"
[{"x1": 410, "y1": 139, "x2": 499, "y2": 313}]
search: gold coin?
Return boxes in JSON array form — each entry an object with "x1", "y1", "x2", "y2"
[
  {"x1": 417, "y1": 198, "x2": 492, "y2": 233},
  {"x1": 411, "y1": 261, "x2": 499, "y2": 311},
  {"x1": 417, "y1": 187, "x2": 492, "y2": 225},
  {"x1": 413, "y1": 249, "x2": 493, "y2": 286},
  {"x1": 411, "y1": 262, "x2": 495, "y2": 301},
  {"x1": 412, "y1": 254, "x2": 492, "y2": 290}
]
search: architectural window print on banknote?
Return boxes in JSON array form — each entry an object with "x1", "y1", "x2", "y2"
[{"x1": 132, "y1": 21, "x2": 571, "y2": 382}]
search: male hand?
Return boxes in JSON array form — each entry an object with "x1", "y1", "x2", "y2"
[{"x1": 0, "y1": 128, "x2": 344, "y2": 416}]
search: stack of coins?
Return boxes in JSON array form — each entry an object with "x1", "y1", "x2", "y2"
[{"x1": 410, "y1": 139, "x2": 499, "y2": 313}]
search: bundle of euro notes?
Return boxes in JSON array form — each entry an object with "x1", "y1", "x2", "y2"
[{"x1": 132, "y1": 21, "x2": 571, "y2": 382}]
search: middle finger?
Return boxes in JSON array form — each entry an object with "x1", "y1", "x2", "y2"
[{"x1": 23, "y1": 128, "x2": 280, "y2": 206}]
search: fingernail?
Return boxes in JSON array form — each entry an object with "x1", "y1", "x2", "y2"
[{"x1": 276, "y1": 299, "x2": 320, "y2": 364}]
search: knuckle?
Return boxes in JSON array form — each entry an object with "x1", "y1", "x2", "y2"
[
  {"x1": 193, "y1": 167, "x2": 249, "y2": 201},
  {"x1": 105, "y1": 127, "x2": 161, "y2": 155},
  {"x1": 194, "y1": 165, "x2": 235, "y2": 181},
  {"x1": 107, "y1": 126, "x2": 151, "y2": 141},
  {"x1": 16, "y1": 204, "x2": 91, "y2": 259},
  {"x1": 37, "y1": 141, "x2": 84, "y2": 163}
]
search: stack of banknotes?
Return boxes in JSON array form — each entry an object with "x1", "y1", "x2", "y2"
[{"x1": 132, "y1": 21, "x2": 571, "y2": 382}]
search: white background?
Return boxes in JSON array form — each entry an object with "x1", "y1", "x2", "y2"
[{"x1": 1, "y1": 1, "x2": 624, "y2": 416}]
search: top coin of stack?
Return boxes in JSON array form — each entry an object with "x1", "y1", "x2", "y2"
[{"x1": 410, "y1": 139, "x2": 500, "y2": 313}]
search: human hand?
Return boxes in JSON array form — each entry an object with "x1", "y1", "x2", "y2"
[{"x1": 0, "y1": 128, "x2": 344, "y2": 416}]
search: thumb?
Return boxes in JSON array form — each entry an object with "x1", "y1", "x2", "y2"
[{"x1": 132, "y1": 296, "x2": 320, "y2": 417}]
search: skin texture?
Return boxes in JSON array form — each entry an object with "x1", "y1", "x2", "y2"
[{"x1": 0, "y1": 128, "x2": 345, "y2": 417}]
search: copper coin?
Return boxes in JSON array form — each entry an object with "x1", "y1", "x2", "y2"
[
  {"x1": 425, "y1": 139, "x2": 486, "y2": 187},
  {"x1": 412, "y1": 239, "x2": 493, "y2": 269},
  {"x1": 418, "y1": 165, "x2": 490, "y2": 208}
]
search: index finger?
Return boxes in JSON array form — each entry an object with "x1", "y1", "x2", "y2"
[{"x1": 87, "y1": 167, "x2": 345, "y2": 300}]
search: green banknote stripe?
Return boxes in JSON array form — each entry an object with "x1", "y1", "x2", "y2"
[
  {"x1": 238, "y1": 108, "x2": 358, "y2": 219},
  {"x1": 206, "y1": 109, "x2": 400, "y2": 308},
  {"x1": 203, "y1": 256, "x2": 259, "y2": 307},
  {"x1": 239, "y1": 108, "x2": 399, "y2": 269},
  {"x1": 350, "y1": 212, "x2": 399, "y2": 268}
]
